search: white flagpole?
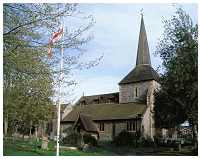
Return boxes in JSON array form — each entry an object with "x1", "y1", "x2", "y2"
[
  {"x1": 56, "y1": 24, "x2": 64, "y2": 157},
  {"x1": 56, "y1": 32, "x2": 63, "y2": 156}
]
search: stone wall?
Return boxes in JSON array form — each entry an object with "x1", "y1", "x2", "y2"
[
  {"x1": 119, "y1": 81, "x2": 152, "y2": 104},
  {"x1": 97, "y1": 122, "x2": 113, "y2": 141},
  {"x1": 115, "y1": 122, "x2": 127, "y2": 135},
  {"x1": 96, "y1": 121, "x2": 128, "y2": 141},
  {"x1": 96, "y1": 120, "x2": 141, "y2": 141},
  {"x1": 141, "y1": 80, "x2": 160, "y2": 140},
  {"x1": 61, "y1": 120, "x2": 142, "y2": 141}
]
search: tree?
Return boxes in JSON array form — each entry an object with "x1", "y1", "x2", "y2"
[
  {"x1": 154, "y1": 8, "x2": 197, "y2": 147},
  {"x1": 3, "y1": 4, "x2": 101, "y2": 136},
  {"x1": 3, "y1": 34, "x2": 54, "y2": 135}
]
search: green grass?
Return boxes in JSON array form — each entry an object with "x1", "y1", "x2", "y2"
[
  {"x1": 3, "y1": 137, "x2": 196, "y2": 156},
  {"x1": 3, "y1": 137, "x2": 115, "y2": 156}
]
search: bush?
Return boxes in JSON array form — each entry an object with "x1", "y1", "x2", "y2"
[
  {"x1": 83, "y1": 134, "x2": 97, "y2": 146},
  {"x1": 112, "y1": 130, "x2": 137, "y2": 147},
  {"x1": 154, "y1": 138, "x2": 179, "y2": 148},
  {"x1": 139, "y1": 137, "x2": 155, "y2": 147},
  {"x1": 61, "y1": 132, "x2": 82, "y2": 146}
]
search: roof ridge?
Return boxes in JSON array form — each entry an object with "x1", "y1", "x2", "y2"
[{"x1": 83, "y1": 92, "x2": 119, "y2": 97}]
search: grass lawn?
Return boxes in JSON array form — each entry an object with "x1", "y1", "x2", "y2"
[
  {"x1": 3, "y1": 137, "x2": 116, "y2": 156},
  {"x1": 3, "y1": 137, "x2": 196, "y2": 156}
]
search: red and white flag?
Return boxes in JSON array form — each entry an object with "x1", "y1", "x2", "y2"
[{"x1": 48, "y1": 27, "x2": 63, "y2": 58}]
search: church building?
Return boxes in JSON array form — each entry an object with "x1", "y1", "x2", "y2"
[{"x1": 61, "y1": 15, "x2": 160, "y2": 141}]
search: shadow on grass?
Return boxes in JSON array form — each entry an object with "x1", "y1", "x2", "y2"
[{"x1": 3, "y1": 137, "x2": 197, "y2": 156}]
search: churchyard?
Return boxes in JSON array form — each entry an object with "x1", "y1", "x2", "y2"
[
  {"x1": 3, "y1": 3, "x2": 197, "y2": 157},
  {"x1": 3, "y1": 135, "x2": 196, "y2": 156}
]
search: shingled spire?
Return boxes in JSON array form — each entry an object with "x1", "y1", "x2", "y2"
[
  {"x1": 119, "y1": 14, "x2": 159, "y2": 85},
  {"x1": 136, "y1": 15, "x2": 151, "y2": 66}
]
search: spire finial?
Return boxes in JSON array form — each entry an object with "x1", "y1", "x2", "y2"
[
  {"x1": 140, "y1": 8, "x2": 144, "y2": 17},
  {"x1": 136, "y1": 10, "x2": 151, "y2": 66}
]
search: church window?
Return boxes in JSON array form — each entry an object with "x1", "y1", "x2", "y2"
[
  {"x1": 135, "y1": 87, "x2": 138, "y2": 97},
  {"x1": 127, "y1": 121, "x2": 136, "y2": 132},
  {"x1": 99, "y1": 123, "x2": 104, "y2": 132}
]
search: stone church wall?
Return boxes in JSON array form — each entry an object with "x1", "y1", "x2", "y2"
[
  {"x1": 97, "y1": 122, "x2": 113, "y2": 141},
  {"x1": 141, "y1": 80, "x2": 160, "y2": 140},
  {"x1": 61, "y1": 120, "x2": 142, "y2": 141},
  {"x1": 119, "y1": 81, "x2": 152, "y2": 103},
  {"x1": 141, "y1": 106, "x2": 152, "y2": 139},
  {"x1": 115, "y1": 122, "x2": 127, "y2": 135},
  {"x1": 96, "y1": 121, "x2": 128, "y2": 141},
  {"x1": 96, "y1": 120, "x2": 142, "y2": 141}
]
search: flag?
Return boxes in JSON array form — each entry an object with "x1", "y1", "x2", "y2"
[{"x1": 48, "y1": 27, "x2": 63, "y2": 58}]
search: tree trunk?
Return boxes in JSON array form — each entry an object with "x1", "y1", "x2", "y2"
[
  {"x1": 35, "y1": 127, "x2": 39, "y2": 142},
  {"x1": 35, "y1": 127, "x2": 38, "y2": 138},
  {"x1": 29, "y1": 120, "x2": 33, "y2": 138},
  {"x1": 4, "y1": 116, "x2": 8, "y2": 136},
  {"x1": 41, "y1": 121, "x2": 46, "y2": 137}
]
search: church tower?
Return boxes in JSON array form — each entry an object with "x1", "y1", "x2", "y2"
[
  {"x1": 119, "y1": 15, "x2": 159, "y2": 104},
  {"x1": 119, "y1": 15, "x2": 160, "y2": 139}
]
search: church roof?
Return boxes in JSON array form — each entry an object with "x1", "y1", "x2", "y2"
[
  {"x1": 136, "y1": 16, "x2": 151, "y2": 66},
  {"x1": 119, "y1": 65, "x2": 160, "y2": 84},
  {"x1": 76, "y1": 92, "x2": 119, "y2": 105},
  {"x1": 62, "y1": 103, "x2": 146, "y2": 122},
  {"x1": 73, "y1": 113, "x2": 98, "y2": 133},
  {"x1": 119, "y1": 15, "x2": 159, "y2": 85}
]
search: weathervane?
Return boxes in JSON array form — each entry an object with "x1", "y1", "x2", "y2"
[{"x1": 140, "y1": 8, "x2": 144, "y2": 16}]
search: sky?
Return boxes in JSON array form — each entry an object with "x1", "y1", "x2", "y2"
[{"x1": 61, "y1": 3, "x2": 198, "y2": 104}]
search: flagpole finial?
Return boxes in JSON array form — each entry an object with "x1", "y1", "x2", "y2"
[{"x1": 140, "y1": 8, "x2": 144, "y2": 17}]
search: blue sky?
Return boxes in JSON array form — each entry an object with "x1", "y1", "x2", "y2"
[{"x1": 62, "y1": 3, "x2": 198, "y2": 103}]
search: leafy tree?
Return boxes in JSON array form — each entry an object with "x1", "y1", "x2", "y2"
[
  {"x1": 154, "y1": 8, "x2": 197, "y2": 147},
  {"x1": 3, "y1": 34, "x2": 54, "y2": 135},
  {"x1": 3, "y1": 4, "x2": 101, "y2": 136}
]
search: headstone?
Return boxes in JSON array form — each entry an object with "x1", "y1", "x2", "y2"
[
  {"x1": 178, "y1": 143, "x2": 181, "y2": 152},
  {"x1": 82, "y1": 144, "x2": 95, "y2": 152},
  {"x1": 181, "y1": 139, "x2": 184, "y2": 145},
  {"x1": 82, "y1": 144, "x2": 89, "y2": 152},
  {"x1": 170, "y1": 148, "x2": 174, "y2": 152},
  {"x1": 41, "y1": 136, "x2": 49, "y2": 150},
  {"x1": 24, "y1": 135, "x2": 29, "y2": 140}
]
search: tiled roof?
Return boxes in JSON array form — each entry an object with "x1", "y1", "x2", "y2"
[
  {"x1": 74, "y1": 113, "x2": 98, "y2": 133},
  {"x1": 62, "y1": 102, "x2": 146, "y2": 122},
  {"x1": 119, "y1": 65, "x2": 160, "y2": 84},
  {"x1": 76, "y1": 92, "x2": 119, "y2": 105}
]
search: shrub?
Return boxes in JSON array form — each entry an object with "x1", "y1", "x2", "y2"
[
  {"x1": 83, "y1": 134, "x2": 97, "y2": 146},
  {"x1": 61, "y1": 132, "x2": 82, "y2": 146},
  {"x1": 112, "y1": 130, "x2": 137, "y2": 147},
  {"x1": 139, "y1": 137, "x2": 155, "y2": 147}
]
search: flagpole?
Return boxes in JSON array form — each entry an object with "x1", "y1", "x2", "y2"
[{"x1": 56, "y1": 25, "x2": 64, "y2": 157}]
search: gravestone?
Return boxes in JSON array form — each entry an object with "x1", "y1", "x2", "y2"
[
  {"x1": 82, "y1": 144, "x2": 95, "y2": 152},
  {"x1": 41, "y1": 136, "x2": 49, "y2": 150},
  {"x1": 178, "y1": 143, "x2": 181, "y2": 152}
]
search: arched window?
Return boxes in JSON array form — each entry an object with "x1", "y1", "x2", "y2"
[{"x1": 135, "y1": 87, "x2": 138, "y2": 97}]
